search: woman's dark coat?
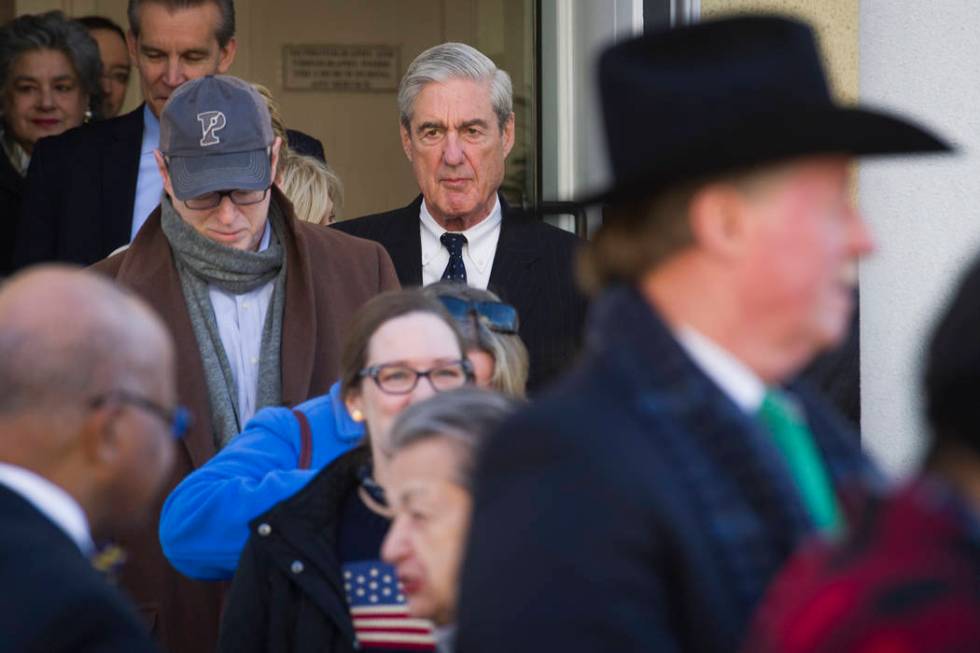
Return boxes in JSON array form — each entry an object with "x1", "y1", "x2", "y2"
[
  {"x1": 0, "y1": 149, "x2": 23, "y2": 274},
  {"x1": 218, "y1": 447, "x2": 369, "y2": 653}
]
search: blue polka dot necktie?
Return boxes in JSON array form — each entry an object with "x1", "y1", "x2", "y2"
[{"x1": 440, "y1": 233, "x2": 468, "y2": 283}]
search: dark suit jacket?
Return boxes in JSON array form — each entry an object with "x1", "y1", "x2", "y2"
[
  {"x1": 92, "y1": 189, "x2": 399, "y2": 653},
  {"x1": 456, "y1": 286, "x2": 878, "y2": 653},
  {"x1": 0, "y1": 484, "x2": 158, "y2": 652},
  {"x1": 14, "y1": 105, "x2": 325, "y2": 269},
  {"x1": 333, "y1": 195, "x2": 587, "y2": 390},
  {"x1": 0, "y1": 149, "x2": 22, "y2": 275}
]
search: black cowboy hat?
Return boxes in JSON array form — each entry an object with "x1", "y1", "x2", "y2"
[{"x1": 577, "y1": 15, "x2": 952, "y2": 207}]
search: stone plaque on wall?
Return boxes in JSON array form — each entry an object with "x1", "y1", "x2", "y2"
[{"x1": 283, "y1": 44, "x2": 400, "y2": 92}]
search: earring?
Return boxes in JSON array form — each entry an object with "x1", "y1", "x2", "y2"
[{"x1": 349, "y1": 408, "x2": 364, "y2": 422}]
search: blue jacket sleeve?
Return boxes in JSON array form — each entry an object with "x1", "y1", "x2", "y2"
[{"x1": 159, "y1": 382, "x2": 364, "y2": 580}]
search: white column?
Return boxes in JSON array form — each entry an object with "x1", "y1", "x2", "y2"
[
  {"x1": 539, "y1": 0, "x2": 642, "y2": 234},
  {"x1": 860, "y1": 0, "x2": 980, "y2": 476}
]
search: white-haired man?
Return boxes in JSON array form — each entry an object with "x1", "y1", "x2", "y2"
[{"x1": 334, "y1": 42, "x2": 586, "y2": 392}]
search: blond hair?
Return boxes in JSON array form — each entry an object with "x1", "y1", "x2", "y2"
[
  {"x1": 277, "y1": 153, "x2": 344, "y2": 225},
  {"x1": 251, "y1": 83, "x2": 290, "y2": 158}
]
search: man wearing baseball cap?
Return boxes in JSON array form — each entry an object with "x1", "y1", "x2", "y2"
[
  {"x1": 457, "y1": 16, "x2": 952, "y2": 653},
  {"x1": 93, "y1": 74, "x2": 399, "y2": 653}
]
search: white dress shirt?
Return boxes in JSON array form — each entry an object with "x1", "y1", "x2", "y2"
[
  {"x1": 131, "y1": 105, "x2": 164, "y2": 240},
  {"x1": 676, "y1": 326, "x2": 766, "y2": 414},
  {"x1": 0, "y1": 462, "x2": 93, "y2": 555},
  {"x1": 208, "y1": 221, "x2": 274, "y2": 426},
  {"x1": 420, "y1": 197, "x2": 502, "y2": 290}
]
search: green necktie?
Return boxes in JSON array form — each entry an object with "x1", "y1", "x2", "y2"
[{"x1": 757, "y1": 389, "x2": 842, "y2": 534}]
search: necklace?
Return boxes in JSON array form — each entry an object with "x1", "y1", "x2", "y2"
[{"x1": 356, "y1": 465, "x2": 388, "y2": 507}]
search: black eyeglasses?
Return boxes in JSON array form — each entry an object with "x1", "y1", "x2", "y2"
[
  {"x1": 437, "y1": 296, "x2": 520, "y2": 334},
  {"x1": 359, "y1": 359, "x2": 474, "y2": 395},
  {"x1": 183, "y1": 188, "x2": 269, "y2": 210},
  {"x1": 89, "y1": 391, "x2": 191, "y2": 439}
]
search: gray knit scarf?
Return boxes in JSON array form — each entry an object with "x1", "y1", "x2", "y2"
[{"x1": 161, "y1": 197, "x2": 287, "y2": 449}]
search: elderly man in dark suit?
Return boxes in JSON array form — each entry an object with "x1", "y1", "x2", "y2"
[
  {"x1": 0, "y1": 265, "x2": 179, "y2": 652},
  {"x1": 12, "y1": 0, "x2": 322, "y2": 270},
  {"x1": 333, "y1": 42, "x2": 586, "y2": 391},
  {"x1": 93, "y1": 75, "x2": 398, "y2": 653},
  {"x1": 457, "y1": 17, "x2": 951, "y2": 653}
]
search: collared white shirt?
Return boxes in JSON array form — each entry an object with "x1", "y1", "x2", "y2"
[
  {"x1": 208, "y1": 221, "x2": 274, "y2": 427},
  {"x1": 131, "y1": 105, "x2": 164, "y2": 240},
  {"x1": 420, "y1": 197, "x2": 502, "y2": 290},
  {"x1": 0, "y1": 462, "x2": 94, "y2": 555},
  {"x1": 676, "y1": 326, "x2": 766, "y2": 414}
]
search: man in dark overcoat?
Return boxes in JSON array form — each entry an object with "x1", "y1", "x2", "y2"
[
  {"x1": 93, "y1": 75, "x2": 398, "y2": 653},
  {"x1": 456, "y1": 16, "x2": 951, "y2": 653}
]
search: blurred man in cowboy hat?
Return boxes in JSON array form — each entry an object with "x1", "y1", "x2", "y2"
[{"x1": 457, "y1": 15, "x2": 951, "y2": 653}]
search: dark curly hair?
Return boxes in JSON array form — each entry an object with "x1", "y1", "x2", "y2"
[{"x1": 0, "y1": 11, "x2": 104, "y2": 122}]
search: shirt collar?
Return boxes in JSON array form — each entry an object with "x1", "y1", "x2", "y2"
[
  {"x1": 0, "y1": 462, "x2": 94, "y2": 554},
  {"x1": 419, "y1": 196, "x2": 502, "y2": 273},
  {"x1": 141, "y1": 104, "x2": 161, "y2": 155},
  {"x1": 257, "y1": 218, "x2": 271, "y2": 252},
  {"x1": 1, "y1": 127, "x2": 31, "y2": 176},
  {"x1": 676, "y1": 326, "x2": 766, "y2": 413}
]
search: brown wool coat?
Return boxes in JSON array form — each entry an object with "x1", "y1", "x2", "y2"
[{"x1": 92, "y1": 188, "x2": 399, "y2": 653}]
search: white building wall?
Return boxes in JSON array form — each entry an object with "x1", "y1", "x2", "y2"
[{"x1": 860, "y1": 0, "x2": 980, "y2": 476}]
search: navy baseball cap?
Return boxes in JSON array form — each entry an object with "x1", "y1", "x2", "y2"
[{"x1": 159, "y1": 75, "x2": 275, "y2": 201}]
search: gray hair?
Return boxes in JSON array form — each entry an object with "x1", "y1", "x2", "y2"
[
  {"x1": 0, "y1": 11, "x2": 104, "y2": 120},
  {"x1": 398, "y1": 42, "x2": 512, "y2": 132},
  {"x1": 421, "y1": 282, "x2": 529, "y2": 398},
  {"x1": 128, "y1": 0, "x2": 236, "y2": 49},
  {"x1": 387, "y1": 388, "x2": 520, "y2": 491}
]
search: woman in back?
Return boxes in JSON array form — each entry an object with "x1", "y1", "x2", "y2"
[{"x1": 0, "y1": 11, "x2": 102, "y2": 272}]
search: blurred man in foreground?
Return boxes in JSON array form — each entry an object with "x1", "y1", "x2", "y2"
[
  {"x1": 744, "y1": 254, "x2": 980, "y2": 653},
  {"x1": 457, "y1": 16, "x2": 951, "y2": 653},
  {"x1": 0, "y1": 265, "x2": 179, "y2": 652}
]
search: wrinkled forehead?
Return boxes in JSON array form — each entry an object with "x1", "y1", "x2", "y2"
[
  {"x1": 133, "y1": 1, "x2": 222, "y2": 48},
  {"x1": 410, "y1": 77, "x2": 496, "y2": 126}
]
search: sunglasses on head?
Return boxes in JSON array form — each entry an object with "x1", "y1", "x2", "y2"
[{"x1": 437, "y1": 295, "x2": 520, "y2": 334}]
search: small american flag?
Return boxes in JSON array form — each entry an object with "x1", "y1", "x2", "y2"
[{"x1": 343, "y1": 560, "x2": 436, "y2": 651}]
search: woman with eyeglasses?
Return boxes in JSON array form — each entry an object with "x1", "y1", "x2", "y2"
[
  {"x1": 160, "y1": 288, "x2": 526, "y2": 583},
  {"x1": 214, "y1": 289, "x2": 473, "y2": 652},
  {"x1": 422, "y1": 282, "x2": 529, "y2": 398},
  {"x1": 160, "y1": 289, "x2": 474, "y2": 582}
]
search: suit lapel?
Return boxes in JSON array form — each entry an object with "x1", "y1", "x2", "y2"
[
  {"x1": 0, "y1": 150, "x2": 21, "y2": 196},
  {"x1": 277, "y1": 189, "x2": 317, "y2": 407},
  {"x1": 591, "y1": 288, "x2": 812, "y2": 612},
  {"x1": 386, "y1": 197, "x2": 424, "y2": 286},
  {"x1": 488, "y1": 198, "x2": 541, "y2": 313},
  {"x1": 101, "y1": 106, "x2": 144, "y2": 254},
  {"x1": 116, "y1": 212, "x2": 216, "y2": 470}
]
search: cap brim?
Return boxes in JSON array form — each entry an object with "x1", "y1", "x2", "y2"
[
  {"x1": 572, "y1": 105, "x2": 954, "y2": 208},
  {"x1": 168, "y1": 149, "x2": 271, "y2": 201}
]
